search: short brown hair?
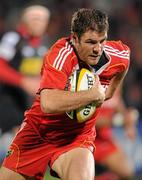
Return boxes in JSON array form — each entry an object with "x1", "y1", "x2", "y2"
[{"x1": 71, "y1": 8, "x2": 109, "y2": 38}]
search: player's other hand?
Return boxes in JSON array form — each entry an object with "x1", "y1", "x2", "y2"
[
  {"x1": 21, "y1": 76, "x2": 40, "y2": 96},
  {"x1": 91, "y1": 75, "x2": 105, "y2": 107}
]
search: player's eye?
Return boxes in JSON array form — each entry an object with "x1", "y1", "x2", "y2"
[
  {"x1": 86, "y1": 40, "x2": 97, "y2": 45},
  {"x1": 100, "y1": 38, "x2": 107, "y2": 44}
]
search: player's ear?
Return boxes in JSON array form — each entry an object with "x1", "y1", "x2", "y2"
[
  {"x1": 72, "y1": 34, "x2": 76, "y2": 40},
  {"x1": 72, "y1": 33, "x2": 79, "y2": 43}
]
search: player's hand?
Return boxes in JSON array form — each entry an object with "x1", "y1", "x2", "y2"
[
  {"x1": 21, "y1": 76, "x2": 40, "y2": 96},
  {"x1": 91, "y1": 75, "x2": 105, "y2": 106}
]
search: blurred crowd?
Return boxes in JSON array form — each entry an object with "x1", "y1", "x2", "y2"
[{"x1": 0, "y1": 0, "x2": 142, "y2": 179}]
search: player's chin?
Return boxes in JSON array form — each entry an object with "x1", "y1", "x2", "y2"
[{"x1": 87, "y1": 58, "x2": 99, "y2": 66}]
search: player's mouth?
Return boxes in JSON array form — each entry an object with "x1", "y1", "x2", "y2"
[{"x1": 89, "y1": 55, "x2": 100, "y2": 60}]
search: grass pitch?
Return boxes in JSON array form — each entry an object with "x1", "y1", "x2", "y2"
[{"x1": 44, "y1": 170, "x2": 59, "y2": 180}]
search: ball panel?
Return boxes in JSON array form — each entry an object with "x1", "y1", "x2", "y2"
[
  {"x1": 66, "y1": 68, "x2": 96, "y2": 123},
  {"x1": 77, "y1": 68, "x2": 95, "y2": 91},
  {"x1": 76, "y1": 103, "x2": 96, "y2": 123}
]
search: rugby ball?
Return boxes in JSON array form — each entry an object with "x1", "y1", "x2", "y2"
[{"x1": 66, "y1": 68, "x2": 96, "y2": 123}]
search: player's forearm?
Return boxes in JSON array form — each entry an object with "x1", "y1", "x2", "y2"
[
  {"x1": 40, "y1": 88, "x2": 100, "y2": 114},
  {"x1": 105, "y1": 71, "x2": 127, "y2": 101}
]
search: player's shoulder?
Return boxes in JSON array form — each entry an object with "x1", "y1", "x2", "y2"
[
  {"x1": 105, "y1": 40, "x2": 130, "y2": 51},
  {"x1": 104, "y1": 40, "x2": 130, "y2": 72},
  {"x1": 45, "y1": 37, "x2": 76, "y2": 71},
  {"x1": 51, "y1": 37, "x2": 73, "y2": 53},
  {"x1": 104, "y1": 40, "x2": 130, "y2": 60}
]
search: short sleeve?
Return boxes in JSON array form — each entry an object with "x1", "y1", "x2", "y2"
[{"x1": 39, "y1": 54, "x2": 68, "y2": 92}]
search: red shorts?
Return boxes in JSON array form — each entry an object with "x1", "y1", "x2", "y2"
[
  {"x1": 2, "y1": 121, "x2": 95, "y2": 179},
  {"x1": 94, "y1": 137, "x2": 119, "y2": 163}
]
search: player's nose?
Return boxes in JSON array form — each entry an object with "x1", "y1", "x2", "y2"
[{"x1": 93, "y1": 43, "x2": 102, "y2": 55}]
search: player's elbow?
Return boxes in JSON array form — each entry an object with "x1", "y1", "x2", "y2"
[
  {"x1": 40, "y1": 100, "x2": 56, "y2": 114},
  {"x1": 40, "y1": 89, "x2": 58, "y2": 113},
  {"x1": 40, "y1": 102, "x2": 50, "y2": 113}
]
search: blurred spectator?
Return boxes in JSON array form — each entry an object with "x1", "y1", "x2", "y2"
[
  {"x1": 94, "y1": 87, "x2": 139, "y2": 179},
  {"x1": 0, "y1": 4, "x2": 51, "y2": 134}
]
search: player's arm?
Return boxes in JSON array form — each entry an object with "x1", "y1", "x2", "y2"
[
  {"x1": 105, "y1": 70, "x2": 128, "y2": 101},
  {"x1": 40, "y1": 76, "x2": 105, "y2": 114}
]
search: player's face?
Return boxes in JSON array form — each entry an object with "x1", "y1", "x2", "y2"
[{"x1": 74, "y1": 30, "x2": 107, "y2": 65}]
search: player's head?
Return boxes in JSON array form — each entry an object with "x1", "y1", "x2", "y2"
[
  {"x1": 21, "y1": 5, "x2": 50, "y2": 37},
  {"x1": 71, "y1": 8, "x2": 109, "y2": 66}
]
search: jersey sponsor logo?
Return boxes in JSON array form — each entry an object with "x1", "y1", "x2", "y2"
[
  {"x1": 104, "y1": 45, "x2": 130, "y2": 59},
  {"x1": 53, "y1": 42, "x2": 73, "y2": 70}
]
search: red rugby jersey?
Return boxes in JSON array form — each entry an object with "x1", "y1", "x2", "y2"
[{"x1": 25, "y1": 37, "x2": 130, "y2": 145}]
